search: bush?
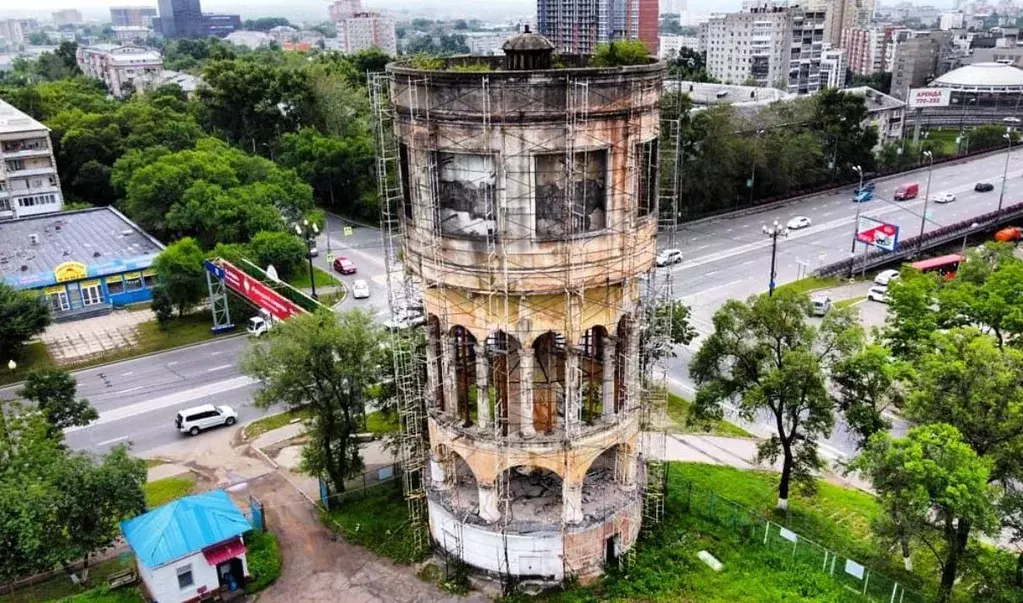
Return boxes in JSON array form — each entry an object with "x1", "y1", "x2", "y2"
[
  {"x1": 244, "y1": 529, "x2": 281, "y2": 594},
  {"x1": 151, "y1": 285, "x2": 174, "y2": 328},
  {"x1": 590, "y1": 40, "x2": 650, "y2": 67},
  {"x1": 248, "y1": 231, "x2": 306, "y2": 280}
]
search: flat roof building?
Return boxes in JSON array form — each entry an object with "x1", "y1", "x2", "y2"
[
  {"x1": 0, "y1": 207, "x2": 165, "y2": 320},
  {"x1": 0, "y1": 99, "x2": 64, "y2": 221},
  {"x1": 76, "y1": 43, "x2": 164, "y2": 98}
]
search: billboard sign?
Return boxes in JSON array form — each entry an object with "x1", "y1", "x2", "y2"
[
  {"x1": 908, "y1": 88, "x2": 951, "y2": 109},
  {"x1": 856, "y1": 216, "x2": 900, "y2": 252},
  {"x1": 219, "y1": 260, "x2": 305, "y2": 321}
]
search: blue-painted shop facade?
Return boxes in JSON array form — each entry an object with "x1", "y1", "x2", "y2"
[{"x1": 3, "y1": 254, "x2": 161, "y2": 319}]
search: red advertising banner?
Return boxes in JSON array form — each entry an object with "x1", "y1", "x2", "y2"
[{"x1": 220, "y1": 260, "x2": 305, "y2": 321}]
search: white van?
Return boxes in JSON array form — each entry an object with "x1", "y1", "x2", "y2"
[
  {"x1": 175, "y1": 404, "x2": 238, "y2": 436},
  {"x1": 247, "y1": 309, "x2": 276, "y2": 337}
]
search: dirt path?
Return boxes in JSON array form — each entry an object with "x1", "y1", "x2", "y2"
[{"x1": 250, "y1": 471, "x2": 487, "y2": 603}]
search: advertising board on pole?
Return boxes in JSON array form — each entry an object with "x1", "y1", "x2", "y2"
[
  {"x1": 856, "y1": 216, "x2": 900, "y2": 252},
  {"x1": 219, "y1": 260, "x2": 305, "y2": 321},
  {"x1": 907, "y1": 88, "x2": 951, "y2": 109}
]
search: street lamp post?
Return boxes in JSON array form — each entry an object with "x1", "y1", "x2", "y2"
[
  {"x1": 917, "y1": 150, "x2": 935, "y2": 255},
  {"x1": 748, "y1": 130, "x2": 765, "y2": 205},
  {"x1": 295, "y1": 220, "x2": 320, "y2": 300},
  {"x1": 957, "y1": 97, "x2": 976, "y2": 155},
  {"x1": 999, "y1": 130, "x2": 1013, "y2": 211},
  {"x1": 763, "y1": 220, "x2": 789, "y2": 297},
  {"x1": 849, "y1": 165, "x2": 864, "y2": 255},
  {"x1": 963, "y1": 222, "x2": 980, "y2": 254}
]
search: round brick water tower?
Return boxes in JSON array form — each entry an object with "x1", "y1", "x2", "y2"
[{"x1": 383, "y1": 33, "x2": 667, "y2": 583}]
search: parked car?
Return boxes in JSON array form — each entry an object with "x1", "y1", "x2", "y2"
[
  {"x1": 352, "y1": 279, "x2": 370, "y2": 299},
  {"x1": 873, "y1": 269, "x2": 900, "y2": 286},
  {"x1": 853, "y1": 189, "x2": 874, "y2": 203},
  {"x1": 811, "y1": 295, "x2": 832, "y2": 316},
  {"x1": 867, "y1": 286, "x2": 890, "y2": 303},
  {"x1": 333, "y1": 256, "x2": 357, "y2": 274},
  {"x1": 656, "y1": 248, "x2": 683, "y2": 267},
  {"x1": 175, "y1": 404, "x2": 237, "y2": 436},
  {"x1": 894, "y1": 182, "x2": 919, "y2": 200},
  {"x1": 384, "y1": 308, "x2": 427, "y2": 330},
  {"x1": 246, "y1": 309, "x2": 276, "y2": 337},
  {"x1": 787, "y1": 216, "x2": 812, "y2": 230},
  {"x1": 975, "y1": 182, "x2": 995, "y2": 192},
  {"x1": 932, "y1": 192, "x2": 956, "y2": 204}
]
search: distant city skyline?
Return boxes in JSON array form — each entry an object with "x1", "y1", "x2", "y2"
[{"x1": 0, "y1": 0, "x2": 969, "y2": 23}]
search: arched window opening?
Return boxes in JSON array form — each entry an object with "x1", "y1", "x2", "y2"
[
  {"x1": 532, "y1": 332, "x2": 566, "y2": 435},
  {"x1": 487, "y1": 331, "x2": 520, "y2": 437},
  {"x1": 450, "y1": 326, "x2": 477, "y2": 427},
  {"x1": 614, "y1": 316, "x2": 633, "y2": 413},
  {"x1": 428, "y1": 316, "x2": 445, "y2": 412},
  {"x1": 579, "y1": 326, "x2": 608, "y2": 424}
]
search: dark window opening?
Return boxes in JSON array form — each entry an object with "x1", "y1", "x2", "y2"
[
  {"x1": 637, "y1": 139, "x2": 658, "y2": 218},
  {"x1": 535, "y1": 150, "x2": 607, "y2": 238},
  {"x1": 435, "y1": 151, "x2": 496, "y2": 239},
  {"x1": 399, "y1": 143, "x2": 413, "y2": 222}
]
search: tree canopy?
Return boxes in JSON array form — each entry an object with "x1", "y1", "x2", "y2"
[
  {"x1": 0, "y1": 283, "x2": 52, "y2": 361},
  {"x1": 18, "y1": 369, "x2": 98, "y2": 438}
]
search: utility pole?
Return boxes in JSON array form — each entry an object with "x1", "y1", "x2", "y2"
[
  {"x1": 849, "y1": 165, "x2": 864, "y2": 255},
  {"x1": 999, "y1": 129, "x2": 1013, "y2": 211},
  {"x1": 917, "y1": 150, "x2": 934, "y2": 255},
  {"x1": 763, "y1": 219, "x2": 789, "y2": 297},
  {"x1": 295, "y1": 220, "x2": 320, "y2": 300}
]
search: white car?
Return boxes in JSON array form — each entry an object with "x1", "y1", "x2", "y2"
[
  {"x1": 787, "y1": 216, "x2": 811, "y2": 230},
  {"x1": 351, "y1": 279, "x2": 370, "y2": 299},
  {"x1": 175, "y1": 404, "x2": 237, "y2": 436},
  {"x1": 873, "y1": 269, "x2": 900, "y2": 286},
  {"x1": 932, "y1": 192, "x2": 956, "y2": 204},
  {"x1": 867, "y1": 286, "x2": 889, "y2": 303},
  {"x1": 656, "y1": 248, "x2": 683, "y2": 267},
  {"x1": 811, "y1": 295, "x2": 832, "y2": 316}
]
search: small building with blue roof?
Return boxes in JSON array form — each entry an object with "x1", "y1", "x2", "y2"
[{"x1": 120, "y1": 489, "x2": 252, "y2": 603}]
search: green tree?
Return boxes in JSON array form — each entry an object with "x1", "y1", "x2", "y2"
[
  {"x1": 831, "y1": 345, "x2": 910, "y2": 449},
  {"x1": 18, "y1": 369, "x2": 98, "y2": 438},
  {"x1": 199, "y1": 59, "x2": 315, "y2": 152},
  {"x1": 881, "y1": 267, "x2": 942, "y2": 359},
  {"x1": 591, "y1": 40, "x2": 650, "y2": 67},
  {"x1": 152, "y1": 237, "x2": 207, "y2": 316},
  {"x1": 276, "y1": 128, "x2": 374, "y2": 216},
  {"x1": 812, "y1": 88, "x2": 878, "y2": 179},
  {"x1": 851, "y1": 424, "x2": 1000, "y2": 602},
  {"x1": 248, "y1": 231, "x2": 307, "y2": 279},
  {"x1": 0, "y1": 283, "x2": 51, "y2": 360},
  {"x1": 241, "y1": 310, "x2": 386, "y2": 494},
  {"x1": 243, "y1": 17, "x2": 291, "y2": 31},
  {"x1": 690, "y1": 290, "x2": 863, "y2": 509},
  {"x1": 151, "y1": 285, "x2": 175, "y2": 328}
]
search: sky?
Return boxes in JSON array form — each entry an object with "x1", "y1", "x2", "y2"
[{"x1": 3, "y1": 0, "x2": 961, "y2": 23}]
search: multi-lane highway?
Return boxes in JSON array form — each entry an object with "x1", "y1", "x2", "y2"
[{"x1": 3, "y1": 150, "x2": 1020, "y2": 459}]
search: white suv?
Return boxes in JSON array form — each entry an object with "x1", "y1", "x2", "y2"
[
  {"x1": 656, "y1": 248, "x2": 683, "y2": 267},
  {"x1": 175, "y1": 404, "x2": 238, "y2": 436}
]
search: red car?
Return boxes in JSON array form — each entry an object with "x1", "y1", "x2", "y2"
[{"x1": 333, "y1": 257, "x2": 357, "y2": 274}]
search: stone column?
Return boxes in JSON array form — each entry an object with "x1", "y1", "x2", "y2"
[
  {"x1": 476, "y1": 352, "x2": 490, "y2": 430},
  {"x1": 601, "y1": 340, "x2": 616, "y2": 421},
  {"x1": 430, "y1": 452, "x2": 450, "y2": 491},
  {"x1": 519, "y1": 350, "x2": 536, "y2": 439},
  {"x1": 425, "y1": 333, "x2": 441, "y2": 411},
  {"x1": 478, "y1": 482, "x2": 501, "y2": 523},
  {"x1": 622, "y1": 328, "x2": 638, "y2": 414},
  {"x1": 440, "y1": 333, "x2": 457, "y2": 420},
  {"x1": 620, "y1": 448, "x2": 638, "y2": 492},
  {"x1": 564, "y1": 351, "x2": 581, "y2": 433},
  {"x1": 563, "y1": 481, "x2": 583, "y2": 524}
]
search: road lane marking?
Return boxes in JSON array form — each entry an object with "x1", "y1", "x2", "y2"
[
  {"x1": 210, "y1": 351, "x2": 222, "y2": 356},
  {"x1": 96, "y1": 436, "x2": 129, "y2": 446},
  {"x1": 114, "y1": 386, "x2": 144, "y2": 395},
  {"x1": 206, "y1": 364, "x2": 233, "y2": 373},
  {"x1": 167, "y1": 361, "x2": 179, "y2": 366},
  {"x1": 65, "y1": 375, "x2": 258, "y2": 432},
  {"x1": 121, "y1": 371, "x2": 134, "y2": 376}
]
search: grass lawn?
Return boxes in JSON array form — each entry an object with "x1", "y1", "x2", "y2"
[
  {"x1": 773, "y1": 276, "x2": 842, "y2": 297},
  {"x1": 244, "y1": 408, "x2": 312, "y2": 439},
  {"x1": 666, "y1": 394, "x2": 753, "y2": 438},
  {"x1": 0, "y1": 556, "x2": 137, "y2": 603},
  {"x1": 144, "y1": 474, "x2": 197, "y2": 508},
  {"x1": 143, "y1": 458, "x2": 165, "y2": 468},
  {"x1": 289, "y1": 266, "x2": 338, "y2": 289},
  {"x1": 325, "y1": 482, "x2": 426, "y2": 565},
  {"x1": 243, "y1": 530, "x2": 282, "y2": 594},
  {"x1": 365, "y1": 410, "x2": 399, "y2": 435},
  {"x1": 0, "y1": 311, "x2": 233, "y2": 386},
  {"x1": 835, "y1": 296, "x2": 867, "y2": 309}
]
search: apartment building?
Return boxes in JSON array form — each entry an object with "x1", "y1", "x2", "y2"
[
  {"x1": 76, "y1": 44, "x2": 164, "y2": 98},
  {"x1": 659, "y1": 34, "x2": 699, "y2": 59},
  {"x1": 52, "y1": 10, "x2": 83, "y2": 26},
  {"x1": 0, "y1": 19, "x2": 27, "y2": 49},
  {"x1": 789, "y1": 6, "x2": 829, "y2": 94},
  {"x1": 0, "y1": 100, "x2": 63, "y2": 221},
  {"x1": 333, "y1": 12, "x2": 397, "y2": 54},
  {"x1": 536, "y1": 0, "x2": 659, "y2": 55},
  {"x1": 842, "y1": 27, "x2": 882, "y2": 75},
  {"x1": 822, "y1": 0, "x2": 876, "y2": 48},
  {"x1": 890, "y1": 31, "x2": 957, "y2": 101}
]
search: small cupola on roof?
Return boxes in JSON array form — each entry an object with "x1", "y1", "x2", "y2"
[{"x1": 502, "y1": 25, "x2": 555, "y2": 71}]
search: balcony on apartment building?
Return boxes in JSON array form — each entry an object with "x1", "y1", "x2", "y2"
[{"x1": 1, "y1": 143, "x2": 52, "y2": 159}]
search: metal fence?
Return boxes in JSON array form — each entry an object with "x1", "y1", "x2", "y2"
[
  {"x1": 678, "y1": 478, "x2": 927, "y2": 603},
  {"x1": 319, "y1": 463, "x2": 399, "y2": 511}
]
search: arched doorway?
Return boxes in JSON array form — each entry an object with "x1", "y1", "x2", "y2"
[
  {"x1": 532, "y1": 332, "x2": 566, "y2": 434},
  {"x1": 486, "y1": 331, "x2": 520, "y2": 437},
  {"x1": 450, "y1": 326, "x2": 477, "y2": 427},
  {"x1": 579, "y1": 326, "x2": 609, "y2": 424}
]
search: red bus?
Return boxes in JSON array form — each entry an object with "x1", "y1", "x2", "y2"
[{"x1": 910, "y1": 253, "x2": 965, "y2": 280}]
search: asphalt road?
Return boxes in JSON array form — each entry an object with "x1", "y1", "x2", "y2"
[{"x1": 8, "y1": 151, "x2": 1018, "y2": 459}]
